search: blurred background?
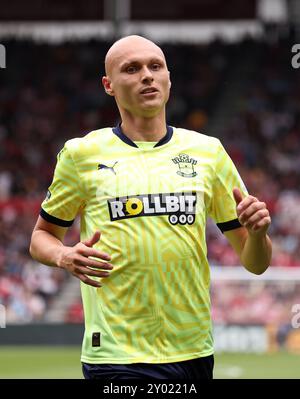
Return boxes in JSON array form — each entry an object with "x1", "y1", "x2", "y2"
[{"x1": 0, "y1": 0, "x2": 300, "y2": 378}]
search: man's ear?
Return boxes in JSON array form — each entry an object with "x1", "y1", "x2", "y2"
[
  {"x1": 102, "y1": 76, "x2": 114, "y2": 96},
  {"x1": 168, "y1": 71, "x2": 171, "y2": 89}
]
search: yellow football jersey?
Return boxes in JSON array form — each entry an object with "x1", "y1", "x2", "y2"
[{"x1": 41, "y1": 125, "x2": 248, "y2": 364}]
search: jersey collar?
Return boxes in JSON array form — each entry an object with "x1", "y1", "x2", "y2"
[{"x1": 112, "y1": 123, "x2": 173, "y2": 148}]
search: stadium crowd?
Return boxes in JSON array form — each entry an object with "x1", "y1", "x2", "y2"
[
  {"x1": 211, "y1": 280, "x2": 300, "y2": 325},
  {"x1": 206, "y1": 39, "x2": 300, "y2": 267},
  {"x1": 0, "y1": 37, "x2": 299, "y2": 323}
]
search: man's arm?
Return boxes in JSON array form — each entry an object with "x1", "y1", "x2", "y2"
[
  {"x1": 224, "y1": 188, "x2": 272, "y2": 275},
  {"x1": 30, "y1": 216, "x2": 114, "y2": 287}
]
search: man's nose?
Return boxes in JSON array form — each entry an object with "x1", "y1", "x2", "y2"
[{"x1": 141, "y1": 67, "x2": 154, "y2": 84}]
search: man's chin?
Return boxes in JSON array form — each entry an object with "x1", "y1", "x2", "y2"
[
  {"x1": 138, "y1": 101, "x2": 165, "y2": 116},
  {"x1": 122, "y1": 100, "x2": 166, "y2": 118}
]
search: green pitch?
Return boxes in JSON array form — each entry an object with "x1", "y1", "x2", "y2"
[{"x1": 0, "y1": 347, "x2": 299, "y2": 379}]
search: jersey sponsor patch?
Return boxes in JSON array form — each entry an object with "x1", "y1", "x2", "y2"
[{"x1": 108, "y1": 191, "x2": 196, "y2": 225}]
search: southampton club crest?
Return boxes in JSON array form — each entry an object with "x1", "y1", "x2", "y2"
[{"x1": 172, "y1": 153, "x2": 197, "y2": 178}]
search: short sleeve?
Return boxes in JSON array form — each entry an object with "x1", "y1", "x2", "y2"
[
  {"x1": 209, "y1": 140, "x2": 248, "y2": 233},
  {"x1": 40, "y1": 144, "x2": 85, "y2": 227}
]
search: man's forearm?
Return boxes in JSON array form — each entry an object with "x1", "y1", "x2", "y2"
[
  {"x1": 241, "y1": 233, "x2": 272, "y2": 275},
  {"x1": 30, "y1": 230, "x2": 65, "y2": 267}
]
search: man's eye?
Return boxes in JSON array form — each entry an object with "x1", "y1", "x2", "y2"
[
  {"x1": 127, "y1": 66, "x2": 137, "y2": 73},
  {"x1": 151, "y1": 64, "x2": 161, "y2": 70}
]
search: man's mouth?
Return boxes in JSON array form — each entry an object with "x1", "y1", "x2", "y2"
[{"x1": 140, "y1": 87, "x2": 158, "y2": 94}]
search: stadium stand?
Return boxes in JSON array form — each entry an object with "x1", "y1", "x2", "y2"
[{"x1": 0, "y1": 37, "x2": 299, "y2": 323}]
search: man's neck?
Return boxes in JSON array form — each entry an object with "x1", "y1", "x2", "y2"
[{"x1": 119, "y1": 112, "x2": 167, "y2": 142}]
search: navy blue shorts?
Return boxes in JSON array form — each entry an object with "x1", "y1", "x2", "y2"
[{"x1": 82, "y1": 355, "x2": 214, "y2": 380}]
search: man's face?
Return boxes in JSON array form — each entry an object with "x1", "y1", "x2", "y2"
[{"x1": 103, "y1": 40, "x2": 171, "y2": 118}]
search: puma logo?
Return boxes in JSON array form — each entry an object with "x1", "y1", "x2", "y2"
[{"x1": 98, "y1": 161, "x2": 118, "y2": 175}]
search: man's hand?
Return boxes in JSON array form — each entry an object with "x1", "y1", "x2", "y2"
[
  {"x1": 225, "y1": 187, "x2": 272, "y2": 274},
  {"x1": 57, "y1": 231, "x2": 113, "y2": 287},
  {"x1": 233, "y1": 187, "x2": 271, "y2": 236}
]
